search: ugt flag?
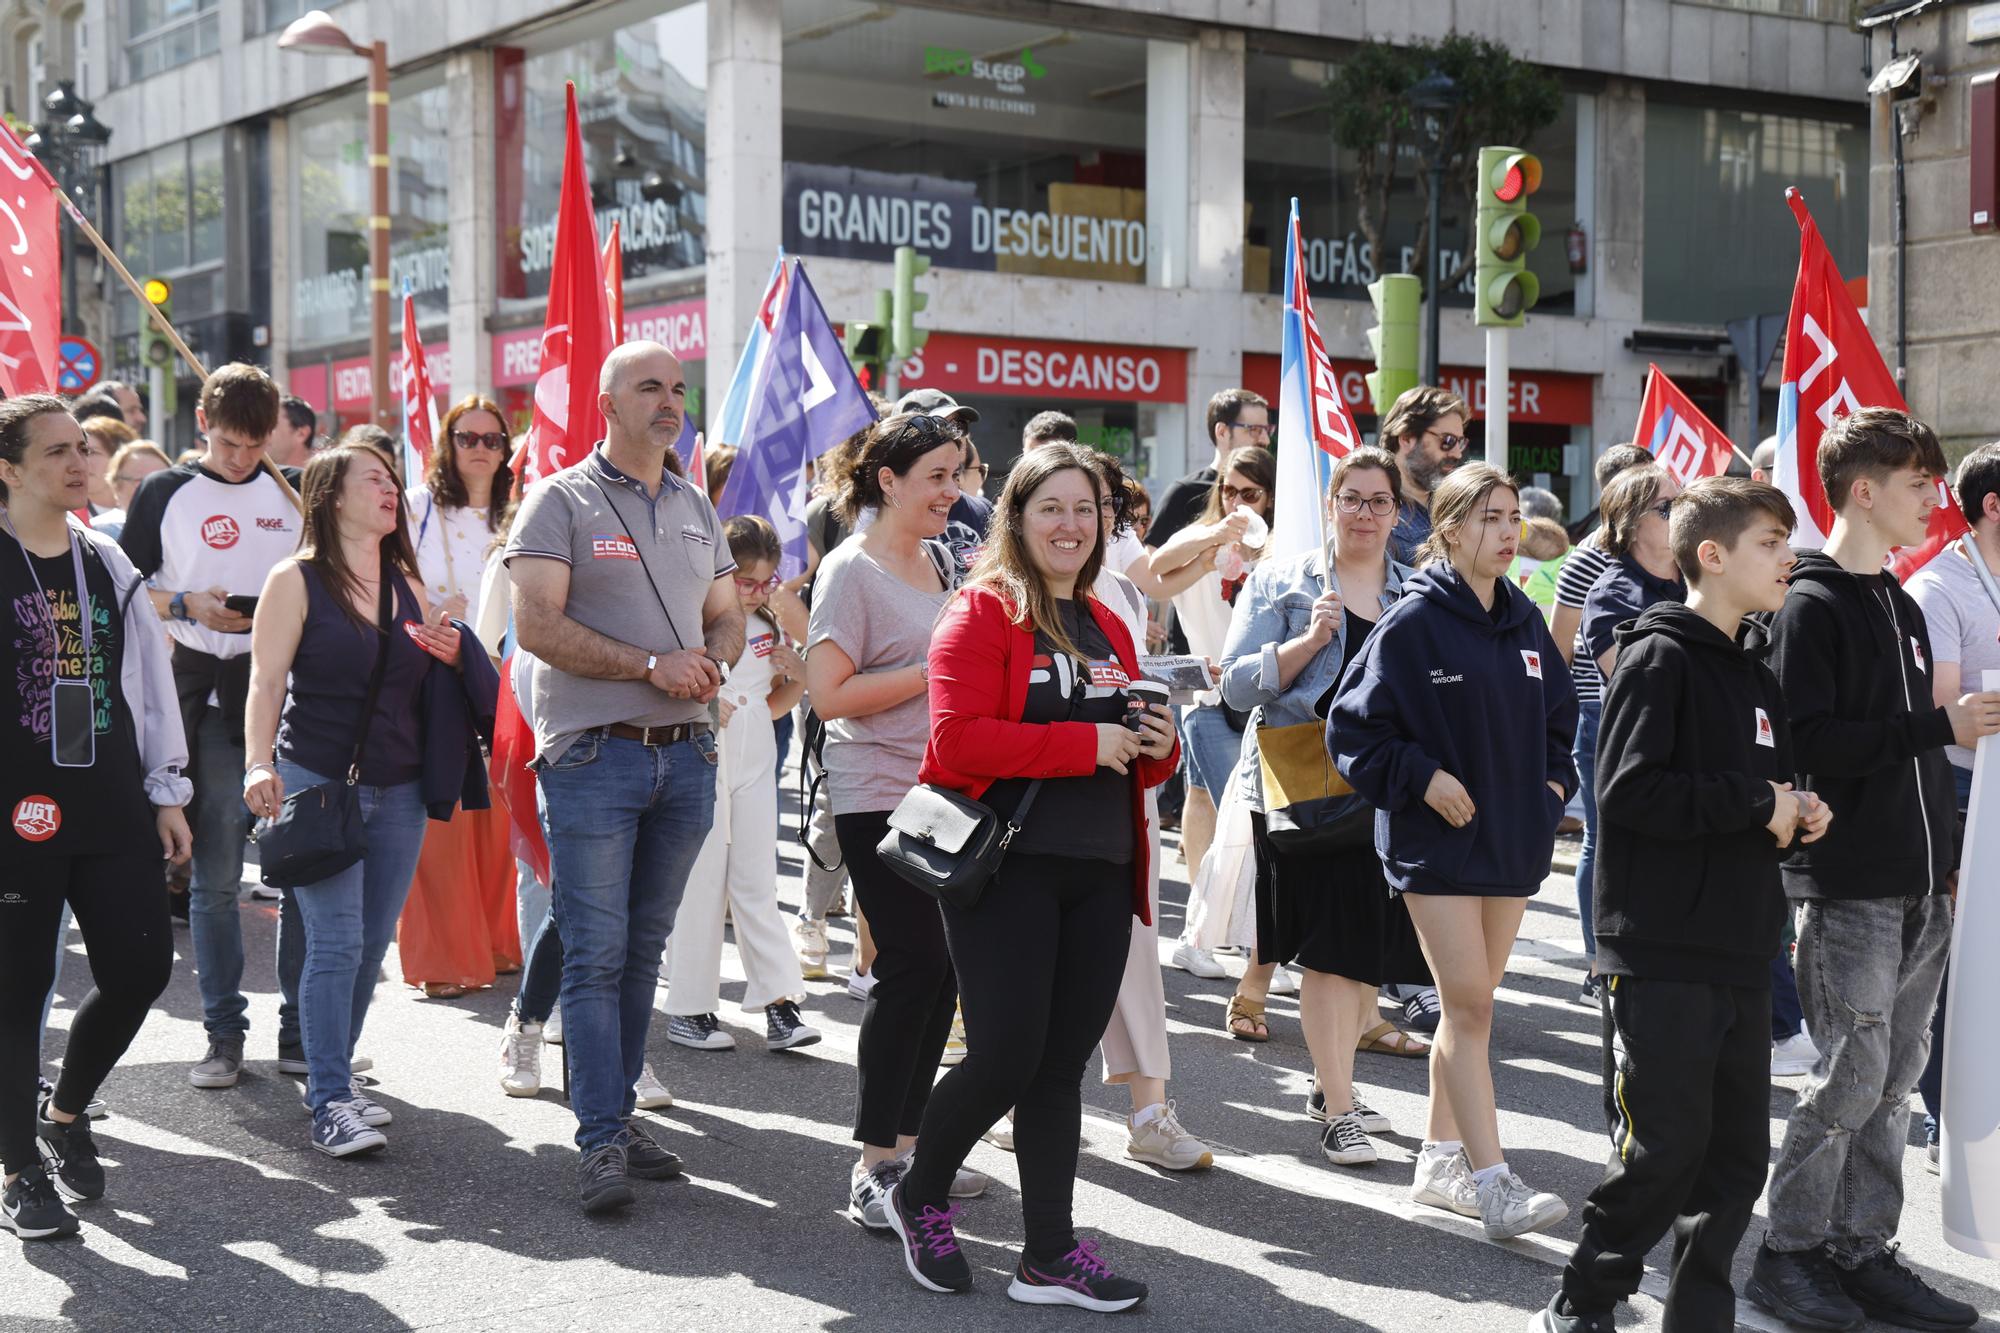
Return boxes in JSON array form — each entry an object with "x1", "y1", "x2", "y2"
[
  {"x1": 399, "y1": 280, "x2": 440, "y2": 478},
  {"x1": 711, "y1": 253, "x2": 790, "y2": 447},
  {"x1": 717, "y1": 261, "x2": 876, "y2": 578},
  {"x1": 1269, "y1": 198, "x2": 1363, "y2": 562},
  {"x1": 518, "y1": 82, "x2": 609, "y2": 487},
  {"x1": 1776, "y1": 188, "x2": 1967, "y2": 578},
  {"x1": 1634, "y1": 364, "x2": 1735, "y2": 488},
  {"x1": 0, "y1": 119, "x2": 63, "y2": 396}
]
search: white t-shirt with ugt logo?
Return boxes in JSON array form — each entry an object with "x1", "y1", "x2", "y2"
[{"x1": 117, "y1": 461, "x2": 302, "y2": 660}]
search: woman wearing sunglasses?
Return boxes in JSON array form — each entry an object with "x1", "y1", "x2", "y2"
[
  {"x1": 1579, "y1": 464, "x2": 1686, "y2": 686},
  {"x1": 397, "y1": 395, "x2": 520, "y2": 1000}
]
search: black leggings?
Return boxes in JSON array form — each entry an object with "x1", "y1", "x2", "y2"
[
  {"x1": 903, "y1": 851, "x2": 1132, "y2": 1260},
  {"x1": 834, "y1": 811, "x2": 958, "y2": 1148},
  {"x1": 2, "y1": 851, "x2": 173, "y2": 1175}
]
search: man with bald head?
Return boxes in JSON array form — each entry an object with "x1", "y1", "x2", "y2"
[{"x1": 505, "y1": 340, "x2": 745, "y2": 1214}]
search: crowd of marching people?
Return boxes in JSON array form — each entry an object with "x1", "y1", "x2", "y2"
[{"x1": 4, "y1": 349, "x2": 1998, "y2": 1329}]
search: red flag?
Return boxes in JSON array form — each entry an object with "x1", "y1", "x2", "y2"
[
  {"x1": 601, "y1": 219, "x2": 623, "y2": 344},
  {"x1": 518, "y1": 83, "x2": 609, "y2": 488},
  {"x1": 489, "y1": 654, "x2": 550, "y2": 884},
  {"x1": 0, "y1": 120, "x2": 64, "y2": 396},
  {"x1": 688, "y1": 430, "x2": 707, "y2": 495},
  {"x1": 1776, "y1": 188, "x2": 1967, "y2": 577},
  {"x1": 1633, "y1": 364, "x2": 1735, "y2": 488},
  {"x1": 399, "y1": 287, "x2": 440, "y2": 471}
]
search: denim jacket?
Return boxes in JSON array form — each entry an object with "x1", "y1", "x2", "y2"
[{"x1": 1218, "y1": 546, "x2": 1411, "y2": 809}]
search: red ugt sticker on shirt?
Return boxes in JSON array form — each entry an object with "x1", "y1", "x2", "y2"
[
  {"x1": 1521, "y1": 649, "x2": 1543, "y2": 680},
  {"x1": 201, "y1": 515, "x2": 240, "y2": 549},
  {"x1": 1755, "y1": 707, "x2": 1775, "y2": 748},
  {"x1": 12, "y1": 795, "x2": 61, "y2": 842},
  {"x1": 591, "y1": 534, "x2": 641, "y2": 561}
]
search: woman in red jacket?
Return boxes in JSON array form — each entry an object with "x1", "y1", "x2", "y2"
[{"x1": 883, "y1": 443, "x2": 1177, "y2": 1312}]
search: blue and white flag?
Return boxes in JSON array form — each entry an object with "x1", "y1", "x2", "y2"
[
  {"x1": 710, "y1": 252, "x2": 788, "y2": 447},
  {"x1": 1269, "y1": 198, "x2": 1362, "y2": 562},
  {"x1": 718, "y1": 261, "x2": 877, "y2": 578}
]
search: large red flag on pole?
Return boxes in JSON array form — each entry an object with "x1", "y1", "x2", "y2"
[
  {"x1": 399, "y1": 282, "x2": 440, "y2": 475},
  {"x1": 0, "y1": 120, "x2": 64, "y2": 396},
  {"x1": 1776, "y1": 188, "x2": 1967, "y2": 578},
  {"x1": 601, "y1": 219, "x2": 623, "y2": 345},
  {"x1": 1633, "y1": 363, "x2": 1737, "y2": 488},
  {"x1": 518, "y1": 82, "x2": 609, "y2": 487}
]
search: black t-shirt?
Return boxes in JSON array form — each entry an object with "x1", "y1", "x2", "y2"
[
  {"x1": 1316, "y1": 606, "x2": 1380, "y2": 719},
  {"x1": 1143, "y1": 467, "x2": 1217, "y2": 552},
  {"x1": 1, "y1": 539, "x2": 153, "y2": 856},
  {"x1": 985, "y1": 599, "x2": 1135, "y2": 864}
]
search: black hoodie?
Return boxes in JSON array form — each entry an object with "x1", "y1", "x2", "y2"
[
  {"x1": 1760, "y1": 550, "x2": 1957, "y2": 900},
  {"x1": 1593, "y1": 603, "x2": 1791, "y2": 987}
]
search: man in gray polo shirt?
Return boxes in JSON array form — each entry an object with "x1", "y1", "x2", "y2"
[{"x1": 506, "y1": 340, "x2": 745, "y2": 1215}]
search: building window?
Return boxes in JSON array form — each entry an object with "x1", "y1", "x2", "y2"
[
  {"x1": 1244, "y1": 50, "x2": 1582, "y2": 315},
  {"x1": 113, "y1": 129, "x2": 225, "y2": 331},
  {"x1": 497, "y1": 1, "x2": 708, "y2": 303},
  {"x1": 1672, "y1": 0, "x2": 1851, "y2": 21},
  {"x1": 1643, "y1": 101, "x2": 1866, "y2": 325},
  {"x1": 780, "y1": 0, "x2": 1150, "y2": 285},
  {"x1": 125, "y1": 0, "x2": 220, "y2": 81}
]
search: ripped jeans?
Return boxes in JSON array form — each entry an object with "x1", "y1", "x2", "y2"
[{"x1": 1765, "y1": 895, "x2": 1951, "y2": 1262}]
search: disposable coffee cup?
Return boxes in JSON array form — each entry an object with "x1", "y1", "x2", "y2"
[{"x1": 1126, "y1": 678, "x2": 1172, "y2": 732}]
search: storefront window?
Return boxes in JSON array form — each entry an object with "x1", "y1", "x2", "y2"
[
  {"x1": 497, "y1": 1, "x2": 707, "y2": 302},
  {"x1": 781, "y1": 0, "x2": 1149, "y2": 283},
  {"x1": 1643, "y1": 101, "x2": 1866, "y2": 325},
  {"x1": 126, "y1": 0, "x2": 219, "y2": 82},
  {"x1": 289, "y1": 72, "x2": 452, "y2": 349},
  {"x1": 1244, "y1": 51, "x2": 1581, "y2": 314}
]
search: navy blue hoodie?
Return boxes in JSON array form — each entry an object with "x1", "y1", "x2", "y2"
[{"x1": 1327, "y1": 565, "x2": 1580, "y2": 897}]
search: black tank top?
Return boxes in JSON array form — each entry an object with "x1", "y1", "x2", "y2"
[{"x1": 276, "y1": 563, "x2": 429, "y2": 786}]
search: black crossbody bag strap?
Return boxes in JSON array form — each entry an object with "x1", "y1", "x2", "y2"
[{"x1": 587, "y1": 474, "x2": 691, "y2": 652}]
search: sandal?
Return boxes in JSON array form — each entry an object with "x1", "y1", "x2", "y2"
[
  {"x1": 1225, "y1": 995, "x2": 1270, "y2": 1043},
  {"x1": 423, "y1": 982, "x2": 469, "y2": 1000},
  {"x1": 1356, "y1": 1020, "x2": 1430, "y2": 1058}
]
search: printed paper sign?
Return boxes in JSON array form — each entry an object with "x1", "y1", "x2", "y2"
[
  {"x1": 1755, "y1": 707, "x2": 1776, "y2": 748},
  {"x1": 1522, "y1": 649, "x2": 1543, "y2": 680}
]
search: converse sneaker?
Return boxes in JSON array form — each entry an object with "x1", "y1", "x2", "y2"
[
  {"x1": 667, "y1": 1012, "x2": 735, "y2": 1051},
  {"x1": 1411, "y1": 1145, "x2": 1481, "y2": 1218},
  {"x1": 633, "y1": 1063, "x2": 674, "y2": 1110},
  {"x1": 794, "y1": 917, "x2": 831, "y2": 980},
  {"x1": 1527, "y1": 1292, "x2": 1617, "y2": 1331},
  {"x1": 1771, "y1": 1031, "x2": 1821, "y2": 1078},
  {"x1": 1126, "y1": 1101, "x2": 1214, "y2": 1171},
  {"x1": 765, "y1": 1001, "x2": 822, "y2": 1051},
  {"x1": 277, "y1": 1041, "x2": 373, "y2": 1076},
  {"x1": 302, "y1": 1080, "x2": 392, "y2": 1127},
  {"x1": 1008, "y1": 1237, "x2": 1147, "y2": 1312},
  {"x1": 542, "y1": 1004, "x2": 563, "y2": 1046},
  {"x1": 1396, "y1": 984, "x2": 1442, "y2": 1035},
  {"x1": 499, "y1": 1012, "x2": 543, "y2": 1096},
  {"x1": 1170, "y1": 943, "x2": 1227, "y2": 979},
  {"x1": 1831, "y1": 1244, "x2": 1976, "y2": 1330},
  {"x1": 1476, "y1": 1168, "x2": 1569, "y2": 1240},
  {"x1": 1320, "y1": 1113, "x2": 1377, "y2": 1167},
  {"x1": 189, "y1": 1035, "x2": 244, "y2": 1089},
  {"x1": 0, "y1": 1167, "x2": 78, "y2": 1240},
  {"x1": 887, "y1": 1182, "x2": 973, "y2": 1293},
  {"x1": 311, "y1": 1103, "x2": 387, "y2": 1158},
  {"x1": 35, "y1": 1077, "x2": 104, "y2": 1120},
  {"x1": 846, "y1": 968, "x2": 877, "y2": 1001},
  {"x1": 35, "y1": 1100, "x2": 104, "y2": 1201},
  {"x1": 1305, "y1": 1079, "x2": 1390, "y2": 1134},
  {"x1": 615, "y1": 1119, "x2": 683, "y2": 1180},
  {"x1": 848, "y1": 1156, "x2": 907, "y2": 1230},
  {"x1": 1746, "y1": 1242, "x2": 1865, "y2": 1331},
  {"x1": 577, "y1": 1141, "x2": 633, "y2": 1215}
]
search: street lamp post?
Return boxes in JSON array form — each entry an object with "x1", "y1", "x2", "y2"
[
  {"x1": 23, "y1": 78, "x2": 113, "y2": 337},
  {"x1": 1407, "y1": 68, "x2": 1462, "y2": 387},
  {"x1": 279, "y1": 9, "x2": 394, "y2": 433}
]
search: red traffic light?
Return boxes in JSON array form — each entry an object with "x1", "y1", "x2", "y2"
[{"x1": 1495, "y1": 165, "x2": 1525, "y2": 203}]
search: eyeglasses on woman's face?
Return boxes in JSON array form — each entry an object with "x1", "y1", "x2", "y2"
[
  {"x1": 1333, "y1": 492, "x2": 1397, "y2": 517},
  {"x1": 732, "y1": 573, "x2": 781, "y2": 593},
  {"x1": 452, "y1": 430, "x2": 508, "y2": 452},
  {"x1": 957, "y1": 461, "x2": 990, "y2": 483}
]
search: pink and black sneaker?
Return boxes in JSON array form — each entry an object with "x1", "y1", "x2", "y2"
[
  {"x1": 885, "y1": 1181, "x2": 972, "y2": 1294},
  {"x1": 1007, "y1": 1237, "x2": 1148, "y2": 1312}
]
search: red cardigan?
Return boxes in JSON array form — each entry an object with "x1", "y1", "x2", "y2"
[{"x1": 918, "y1": 584, "x2": 1178, "y2": 924}]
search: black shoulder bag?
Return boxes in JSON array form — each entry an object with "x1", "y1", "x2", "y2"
[{"x1": 257, "y1": 575, "x2": 395, "y2": 889}]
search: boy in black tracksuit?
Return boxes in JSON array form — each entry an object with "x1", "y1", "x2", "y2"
[{"x1": 1534, "y1": 478, "x2": 1830, "y2": 1333}]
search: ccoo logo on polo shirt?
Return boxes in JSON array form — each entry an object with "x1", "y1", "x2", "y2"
[
  {"x1": 202, "y1": 515, "x2": 241, "y2": 549},
  {"x1": 12, "y1": 795, "x2": 60, "y2": 842},
  {"x1": 591, "y1": 534, "x2": 641, "y2": 561}
]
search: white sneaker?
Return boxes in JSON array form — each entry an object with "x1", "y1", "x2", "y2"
[
  {"x1": 941, "y1": 1011, "x2": 967, "y2": 1066},
  {"x1": 795, "y1": 917, "x2": 830, "y2": 980},
  {"x1": 1267, "y1": 965, "x2": 1299, "y2": 995},
  {"x1": 1476, "y1": 1168, "x2": 1568, "y2": 1239},
  {"x1": 543, "y1": 1004, "x2": 563, "y2": 1046},
  {"x1": 949, "y1": 1165, "x2": 988, "y2": 1199},
  {"x1": 1320, "y1": 1113, "x2": 1378, "y2": 1167},
  {"x1": 633, "y1": 1063, "x2": 674, "y2": 1110},
  {"x1": 1170, "y1": 943, "x2": 1227, "y2": 979},
  {"x1": 250, "y1": 884, "x2": 283, "y2": 900},
  {"x1": 846, "y1": 969, "x2": 877, "y2": 1001},
  {"x1": 499, "y1": 1012, "x2": 542, "y2": 1097},
  {"x1": 982, "y1": 1116, "x2": 1016, "y2": 1153},
  {"x1": 1771, "y1": 1031, "x2": 1820, "y2": 1078},
  {"x1": 1411, "y1": 1146, "x2": 1481, "y2": 1218},
  {"x1": 1126, "y1": 1101, "x2": 1214, "y2": 1171}
]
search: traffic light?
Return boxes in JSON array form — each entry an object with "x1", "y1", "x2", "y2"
[
  {"x1": 1363, "y1": 274, "x2": 1421, "y2": 416},
  {"x1": 1473, "y1": 147, "x2": 1542, "y2": 328},
  {"x1": 843, "y1": 289, "x2": 893, "y2": 390},
  {"x1": 140, "y1": 276, "x2": 174, "y2": 368},
  {"x1": 892, "y1": 245, "x2": 930, "y2": 359}
]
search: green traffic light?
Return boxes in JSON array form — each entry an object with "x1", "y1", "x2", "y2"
[{"x1": 892, "y1": 245, "x2": 931, "y2": 359}]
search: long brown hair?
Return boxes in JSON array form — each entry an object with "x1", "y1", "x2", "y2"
[
  {"x1": 963, "y1": 442, "x2": 1108, "y2": 661},
  {"x1": 297, "y1": 444, "x2": 423, "y2": 629},
  {"x1": 1415, "y1": 462, "x2": 1518, "y2": 568},
  {"x1": 426, "y1": 394, "x2": 515, "y2": 531},
  {"x1": 1198, "y1": 442, "x2": 1276, "y2": 526}
]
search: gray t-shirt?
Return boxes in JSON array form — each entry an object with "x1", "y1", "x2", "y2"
[
  {"x1": 807, "y1": 540, "x2": 949, "y2": 814},
  {"x1": 504, "y1": 448, "x2": 734, "y2": 763},
  {"x1": 1907, "y1": 544, "x2": 2000, "y2": 771}
]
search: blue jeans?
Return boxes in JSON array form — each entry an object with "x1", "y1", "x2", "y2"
[
  {"x1": 1572, "y1": 698, "x2": 1602, "y2": 964},
  {"x1": 1770, "y1": 949, "x2": 1805, "y2": 1041},
  {"x1": 189, "y1": 706, "x2": 257, "y2": 1037},
  {"x1": 277, "y1": 761, "x2": 428, "y2": 1114},
  {"x1": 514, "y1": 859, "x2": 563, "y2": 1025},
  {"x1": 1178, "y1": 703, "x2": 1243, "y2": 804},
  {"x1": 537, "y1": 729, "x2": 717, "y2": 1151}
]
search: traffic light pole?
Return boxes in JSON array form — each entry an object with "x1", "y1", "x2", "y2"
[
  {"x1": 1425, "y1": 156, "x2": 1444, "y2": 385},
  {"x1": 1484, "y1": 326, "x2": 1509, "y2": 468}
]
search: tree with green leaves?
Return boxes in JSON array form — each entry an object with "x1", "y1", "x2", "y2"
[{"x1": 1328, "y1": 33, "x2": 1563, "y2": 294}]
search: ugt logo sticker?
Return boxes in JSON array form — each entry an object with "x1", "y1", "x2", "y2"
[
  {"x1": 201, "y1": 515, "x2": 240, "y2": 549},
  {"x1": 1521, "y1": 649, "x2": 1543, "y2": 680},
  {"x1": 12, "y1": 795, "x2": 61, "y2": 842}
]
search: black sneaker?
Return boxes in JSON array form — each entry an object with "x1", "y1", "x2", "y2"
[
  {"x1": 1832, "y1": 1245, "x2": 1977, "y2": 1330},
  {"x1": 1576, "y1": 975, "x2": 1603, "y2": 1007},
  {"x1": 1008, "y1": 1237, "x2": 1147, "y2": 1312},
  {"x1": 36, "y1": 1077, "x2": 105, "y2": 1120},
  {"x1": 35, "y1": 1098, "x2": 104, "y2": 1201},
  {"x1": 765, "y1": 1000, "x2": 822, "y2": 1051},
  {"x1": 1747, "y1": 1242, "x2": 1864, "y2": 1331},
  {"x1": 886, "y1": 1181, "x2": 972, "y2": 1293},
  {"x1": 1527, "y1": 1292, "x2": 1617, "y2": 1331},
  {"x1": 578, "y1": 1141, "x2": 634, "y2": 1215},
  {"x1": 1397, "y1": 985, "x2": 1442, "y2": 1035},
  {"x1": 0, "y1": 1167, "x2": 79, "y2": 1241},
  {"x1": 666, "y1": 1012, "x2": 735, "y2": 1051},
  {"x1": 616, "y1": 1119, "x2": 684, "y2": 1180}
]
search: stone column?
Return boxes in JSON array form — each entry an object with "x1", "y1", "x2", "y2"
[
  {"x1": 1589, "y1": 78, "x2": 1646, "y2": 496},
  {"x1": 705, "y1": 0, "x2": 783, "y2": 404},
  {"x1": 447, "y1": 47, "x2": 497, "y2": 400}
]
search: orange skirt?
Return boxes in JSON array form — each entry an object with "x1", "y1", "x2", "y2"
[{"x1": 397, "y1": 803, "x2": 520, "y2": 989}]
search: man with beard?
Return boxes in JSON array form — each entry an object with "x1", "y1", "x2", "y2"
[{"x1": 1381, "y1": 387, "x2": 1470, "y2": 567}]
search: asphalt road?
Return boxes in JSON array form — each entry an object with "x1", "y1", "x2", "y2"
[{"x1": 10, "y1": 787, "x2": 1998, "y2": 1333}]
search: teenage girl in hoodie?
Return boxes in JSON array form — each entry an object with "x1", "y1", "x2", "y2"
[{"x1": 1327, "y1": 462, "x2": 1579, "y2": 1241}]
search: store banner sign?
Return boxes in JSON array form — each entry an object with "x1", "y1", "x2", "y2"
[
  {"x1": 290, "y1": 340, "x2": 454, "y2": 416},
  {"x1": 493, "y1": 297, "x2": 707, "y2": 387},
  {"x1": 897, "y1": 332, "x2": 1185, "y2": 405},
  {"x1": 1242, "y1": 353, "x2": 1593, "y2": 426}
]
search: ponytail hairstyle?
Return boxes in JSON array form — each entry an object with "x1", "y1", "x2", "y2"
[
  {"x1": 1414, "y1": 462, "x2": 1519, "y2": 568},
  {"x1": 837, "y1": 411, "x2": 966, "y2": 525}
]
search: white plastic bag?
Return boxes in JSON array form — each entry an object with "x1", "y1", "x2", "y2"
[{"x1": 1183, "y1": 778, "x2": 1258, "y2": 953}]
